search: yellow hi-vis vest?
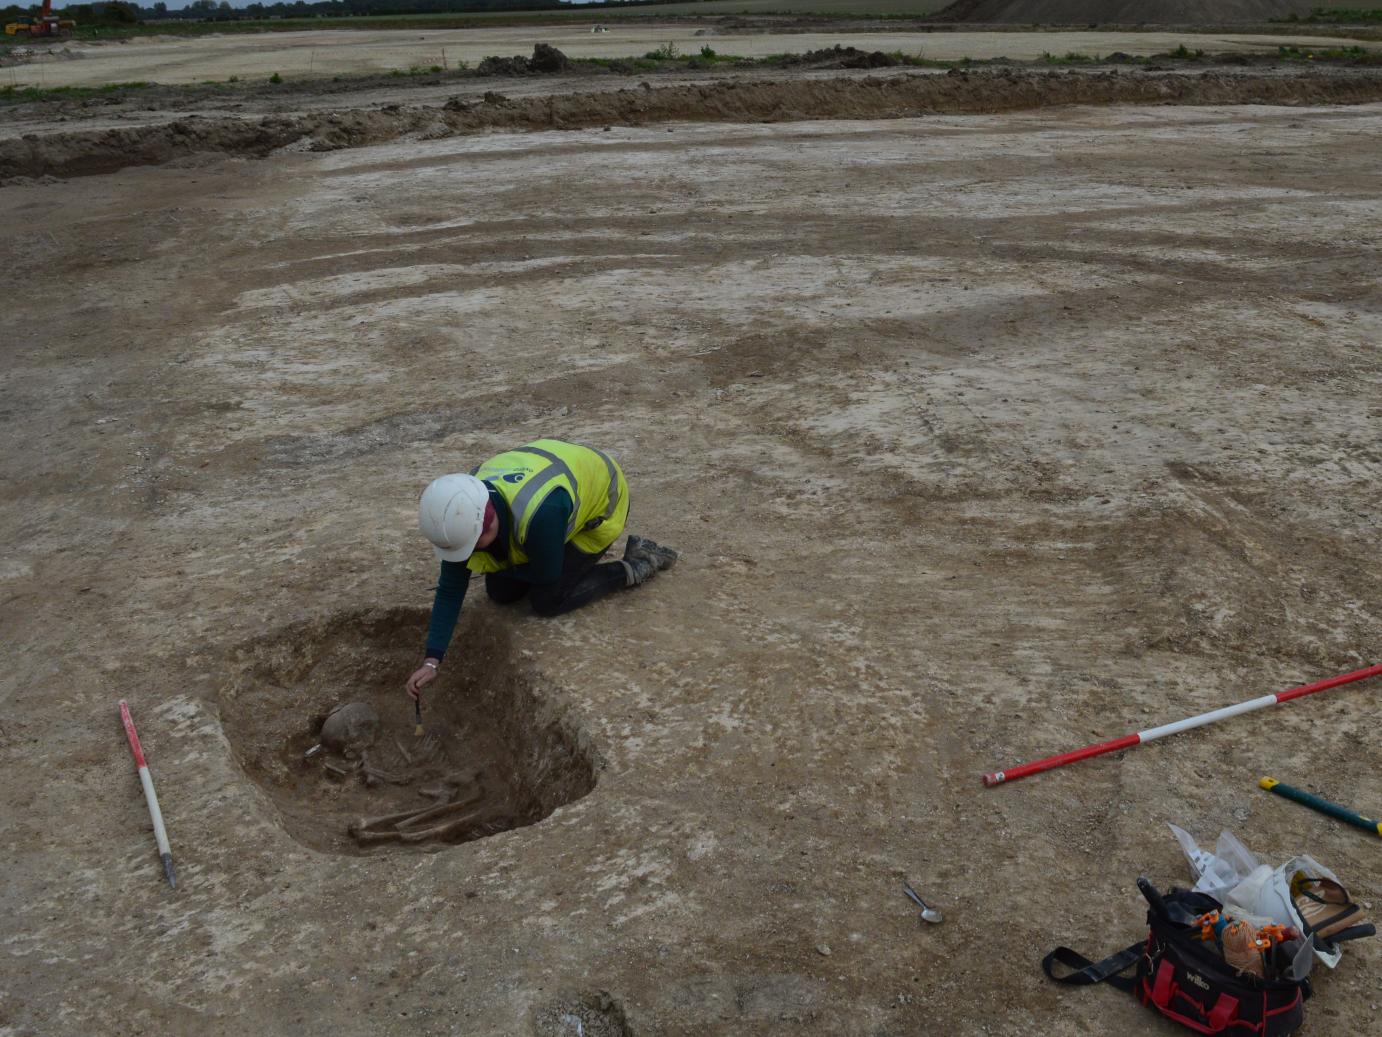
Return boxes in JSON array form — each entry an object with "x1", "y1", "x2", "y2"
[{"x1": 465, "y1": 439, "x2": 629, "y2": 575}]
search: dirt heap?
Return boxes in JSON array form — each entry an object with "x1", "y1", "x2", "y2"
[
  {"x1": 784, "y1": 45, "x2": 909, "y2": 69},
  {"x1": 476, "y1": 42, "x2": 572, "y2": 77},
  {"x1": 6, "y1": 68, "x2": 1382, "y2": 182},
  {"x1": 931, "y1": 0, "x2": 1318, "y2": 23}
]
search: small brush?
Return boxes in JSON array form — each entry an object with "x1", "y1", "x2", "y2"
[{"x1": 414, "y1": 695, "x2": 424, "y2": 737}]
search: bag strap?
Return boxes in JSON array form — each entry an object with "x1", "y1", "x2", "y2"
[{"x1": 1042, "y1": 942, "x2": 1143, "y2": 994}]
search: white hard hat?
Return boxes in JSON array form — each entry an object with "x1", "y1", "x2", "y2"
[{"x1": 418, "y1": 473, "x2": 489, "y2": 562}]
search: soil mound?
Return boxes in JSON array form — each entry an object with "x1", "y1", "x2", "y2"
[
  {"x1": 476, "y1": 42, "x2": 572, "y2": 77},
  {"x1": 785, "y1": 45, "x2": 906, "y2": 69},
  {"x1": 0, "y1": 45, "x2": 83, "y2": 67},
  {"x1": 6, "y1": 68, "x2": 1382, "y2": 182},
  {"x1": 476, "y1": 55, "x2": 530, "y2": 76},
  {"x1": 531, "y1": 42, "x2": 572, "y2": 73},
  {"x1": 931, "y1": 1, "x2": 1316, "y2": 23}
]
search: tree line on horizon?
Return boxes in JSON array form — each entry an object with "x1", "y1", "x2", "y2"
[
  {"x1": 7, "y1": 0, "x2": 1374, "y2": 30},
  {"x1": 0, "y1": 0, "x2": 698, "y2": 24}
]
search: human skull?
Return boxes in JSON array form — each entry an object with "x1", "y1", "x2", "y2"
[{"x1": 320, "y1": 701, "x2": 379, "y2": 757}]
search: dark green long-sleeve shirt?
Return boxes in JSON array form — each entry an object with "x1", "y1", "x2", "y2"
[{"x1": 424, "y1": 486, "x2": 573, "y2": 660}]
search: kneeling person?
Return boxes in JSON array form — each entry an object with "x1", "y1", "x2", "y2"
[{"x1": 405, "y1": 438, "x2": 676, "y2": 698}]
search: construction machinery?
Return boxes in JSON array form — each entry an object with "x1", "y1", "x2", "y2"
[{"x1": 5, "y1": 0, "x2": 76, "y2": 39}]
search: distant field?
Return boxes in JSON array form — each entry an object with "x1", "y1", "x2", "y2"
[
  {"x1": 653, "y1": 0, "x2": 1371, "y2": 14},
  {"x1": 38, "y1": 1, "x2": 1381, "y2": 43},
  {"x1": 8, "y1": 23, "x2": 1379, "y2": 88},
  {"x1": 61, "y1": 1, "x2": 955, "y2": 39},
  {"x1": 566, "y1": 0, "x2": 952, "y2": 14}
]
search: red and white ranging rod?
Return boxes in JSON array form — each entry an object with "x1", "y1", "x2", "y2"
[
  {"x1": 982, "y1": 662, "x2": 1382, "y2": 788},
  {"x1": 119, "y1": 700, "x2": 178, "y2": 888}
]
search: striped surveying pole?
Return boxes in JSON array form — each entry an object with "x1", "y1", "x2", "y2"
[
  {"x1": 119, "y1": 700, "x2": 178, "y2": 888},
  {"x1": 982, "y1": 662, "x2": 1382, "y2": 787},
  {"x1": 1259, "y1": 777, "x2": 1382, "y2": 838}
]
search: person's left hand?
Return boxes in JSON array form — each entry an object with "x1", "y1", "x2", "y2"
[{"x1": 405, "y1": 659, "x2": 440, "y2": 700}]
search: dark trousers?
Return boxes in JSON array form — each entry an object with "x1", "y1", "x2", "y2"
[{"x1": 485, "y1": 544, "x2": 627, "y2": 617}]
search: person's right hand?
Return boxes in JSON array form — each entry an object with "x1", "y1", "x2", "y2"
[{"x1": 405, "y1": 659, "x2": 440, "y2": 700}]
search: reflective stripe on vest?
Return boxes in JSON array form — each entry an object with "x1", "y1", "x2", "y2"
[
  {"x1": 509, "y1": 444, "x2": 619, "y2": 535},
  {"x1": 585, "y1": 446, "x2": 620, "y2": 531},
  {"x1": 511, "y1": 445, "x2": 582, "y2": 538},
  {"x1": 466, "y1": 441, "x2": 623, "y2": 576}
]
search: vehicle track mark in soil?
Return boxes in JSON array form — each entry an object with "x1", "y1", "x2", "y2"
[{"x1": 7, "y1": 99, "x2": 1380, "y2": 1035}]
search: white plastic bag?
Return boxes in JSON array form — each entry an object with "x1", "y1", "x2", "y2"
[
  {"x1": 1168, "y1": 824, "x2": 1344, "y2": 969},
  {"x1": 1168, "y1": 823, "x2": 1259, "y2": 897},
  {"x1": 1223, "y1": 856, "x2": 1343, "y2": 970}
]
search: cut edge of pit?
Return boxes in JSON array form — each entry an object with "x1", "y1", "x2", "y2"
[{"x1": 214, "y1": 605, "x2": 601, "y2": 855}]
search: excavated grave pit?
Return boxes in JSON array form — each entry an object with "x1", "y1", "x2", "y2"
[{"x1": 217, "y1": 606, "x2": 597, "y2": 854}]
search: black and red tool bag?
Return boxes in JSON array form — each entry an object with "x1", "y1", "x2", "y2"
[{"x1": 1043, "y1": 878, "x2": 1309, "y2": 1036}]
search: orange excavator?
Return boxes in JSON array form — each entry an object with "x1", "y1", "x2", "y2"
[{"x1": 4, "y1": 0, "x2": 76, "y2": 38}]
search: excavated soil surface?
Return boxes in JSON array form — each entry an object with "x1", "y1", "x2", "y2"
[
  {"x1": 6, "y1": 67, "x2": 1382, "y2": 181},
  {"x1": 220, "y1": 608, "x2": 596, "y2": 854},
  {"x1": 1, "y1": 65, "x2": 1380, "y2": 1037}
]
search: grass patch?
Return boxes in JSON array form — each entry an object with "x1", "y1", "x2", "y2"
[
  {"x1": 576, "y1": 56, "x2": 663, "y2": 72},
  {"x1": 1041, "y1": 51, "x2": 1098, "y2": 65},
  {"x1": 0, "y1": 80, "x2": 153, "y2": 105},
  {"x1": 885, "y1": 50, "x2": 952, "y2": 68},
  {"x1": 1276, "y1": 43, "x2": 1381, "y2": 62},
  {"x1": 1040, "y1": 47, "x2": 1214, "y2": 66},
  {"x1": 1280, "y1": 7, "x2": 1382, "y2": 24},
  {"x1": 644, "y1": 42, "x2": 682, "y2": 61}
]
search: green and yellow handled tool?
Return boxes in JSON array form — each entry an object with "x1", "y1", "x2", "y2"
[{"x1": 1259, "y1": 777, "x2": 1381, "y2": 838}]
